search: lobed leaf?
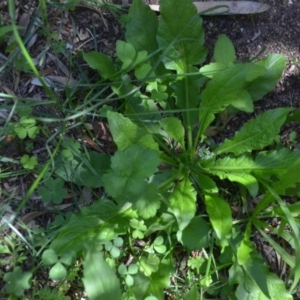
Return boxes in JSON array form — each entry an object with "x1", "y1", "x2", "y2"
[
  {"x1": 102, "y1": 145, "x2": 160, "y2": 199},
  {"x1": 215, "y1": 108, "x2": 292, "y2": 155},
  {"x1": 107, "y1": 111, "x2": 159, "y2": 151},
  {"x1": 205, "y1": 155, "x2": 258, "y2": 196}
]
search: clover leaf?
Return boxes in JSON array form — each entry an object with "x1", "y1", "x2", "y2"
[
  {"x1": 139, "y1": 254, "x2": 160, "y2": 276},
  {"x1": 130, "y1": 219, "x2": 147, "y2": 239},
  {"x1": 38, "y1": 177, "x2": 68, "y2": 204},
  {"x1": 42, "y1": 248, "x2": 76, "y2": 281},
  {"x1": 105, "y1": 237, "x2": 123, "y2": 258},
  {"x1": 14, "y1": 116, "x2": 39, "y2": 139},
  {"x1": 20, "y1": 154, "x2": 38, "y2": 170},
  {"x1": 4, "y1": 266, "x2": 32, "y2": 296},
  {"x1": 152, "y1": 236, "x2": 167, "y2": 254},
  {"x1": 118, "y1": 263, "x2": 138, "y2": 286}
]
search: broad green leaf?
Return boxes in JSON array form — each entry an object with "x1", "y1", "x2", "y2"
[
  {"x1": 206, "y1": 156, "x2": 258, "y2": 196},
  {"x1": 214, "y1": 34, "x2": 235, "y2": 65},
  {"x1": 132, "y1": 258, "x2": 173, "y2": 300},
  {"x1": 83, "y1": 51, "x2": 116, "y2": 79},
  {"x1": 83, "y1": 250, "x2": 122, "y2": 300},
  {"x1": 49, "y1": 262, "x2": 67, "y2": 280},
  {"x1": 242, "y1": 254, "x2": 271, "y2": 299},
  {"x1": 245, "y1": 63, "x2": 267, "y2": 81},
  {"x1": 160, "y1": 117, "x2": 185, "y2": 148},
  {"x1": 193, "y1": 173, "x2": 218, "y2": 193},
  {"x1": 125, "y1": 0, "x2": 159, "y2": 56},
  {"x1": 199, "y1": 62, "x2": 227, "y2": 78},
  {"x1": 215, "y1": 108, "x2": 292, "y2": 155},
  {"x1": 51, "y1": 200, "x2": 133, "y2": 254},
  {"x1": 107, "y1": 111, "x2": 159, "y2": 151},
  {"x1": 116, "y1": 40, "x2": 136, "y2": 69},
  {"x1": 253, "y1": 148, "x2": 300, "y2": 178},
  {"x1": 170, "y1": 177, "x2": 197, "y2": 236},
  {"x1": 237, "y1": 223, "x2": 253, "y2": 265},
  {"x1": 135, "y1": 63, "x2": 152, "y2": 79},
  {"x1": 235, "y1": 253, "x2": 292, "y2": 300},
  {"x1": 182, "y1": 216, "x2": 211, "y2": 250},
  {"x1": 246, "y1": 54, "x2": 285, "y2": 101},
  {"x1": 236, "y1": 272, "x2": 292, "y2": 300},
  {"x1": 102, "y1": 145, "x2": 160, "y2": 199},
  {"x1": 198, "y1": 64, "x2": 247, "y2": 136},
  {"x1": 157, "y1": 0, "x2": 206, "y2": 73},
  {"x1": 205, "y1": 194, "x2": 232, "y2": 250},
  {"x1": 185, "y1": 284, "x2": 199, "y2": 300},
  {"x1": 42, "y1": 249, "x2": 58, "y2": 266},
  {"x1": 231, "y1": 89, "x2": 254, "y2": 113}
]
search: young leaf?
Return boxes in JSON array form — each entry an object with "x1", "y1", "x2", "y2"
[
  {"x1": 182, "y1": 216, "x2": 211, "y2": 250},
  {"x1": 230, "y1": 89, "x2": 254, "y2": 113},
  {"x1": 205, "y1": 194, "x2": 232, "y2": 251},
  {"x1": 245, "y1": 54, "x2": 286, "y2": 101},
  {"x1": 215, "y1": 108, "x2": 292, "y2": 155},
  {"x1": 116, "y1": 40, "x2": 136, "y2": 70},
  {"x1": 107, "y1": 111, "x2": 159, "y2": 151},
  {"x1": 157, "y1": 0, "x2": 206, "y2": 72},
  {"x1": 198, "y1": 64, "x2": 247, "y2": 136},
  {"x1": 160, "y1": 117, "x2": 185, "y2": 149},
  {"x1": 83, "y1": 51, "x2": 116, "y2": 79},
  {"x1": 214, "y1": 34, "x2": 235, "y2": 65},
  {"x1": 83, "y1": 250, "x2": 122, "y2": 300},
  {"x1": 170, "y1": 176, "x2": 196, "y2": 238}
]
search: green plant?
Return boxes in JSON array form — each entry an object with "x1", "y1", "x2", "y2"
[
  {"x1": 3, "y1": 266, "x2": 32, "y2": 297},
  {"x1": 46, "y1": 0, "x2": 300, "y2": 298}
]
